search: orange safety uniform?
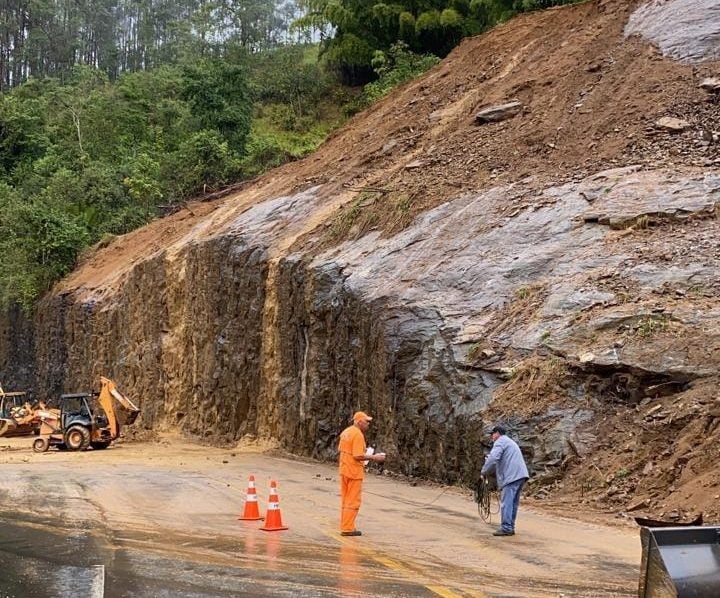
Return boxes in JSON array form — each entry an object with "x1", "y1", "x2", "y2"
[{"x1": 338, "y1": 424, "x2": 366, "y2": 532}]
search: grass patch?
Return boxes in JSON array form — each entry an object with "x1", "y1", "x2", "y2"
[
  {"x1": 636, "y1": 314, "x2": 669, "y2": 337},
  {"x1": 241, "y1": 115, "x2": 338, "y2": 177}
]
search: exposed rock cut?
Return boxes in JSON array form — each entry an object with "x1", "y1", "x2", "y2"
[{"x1": 625, "y1": 0, "x2": 720, "y2": 63}]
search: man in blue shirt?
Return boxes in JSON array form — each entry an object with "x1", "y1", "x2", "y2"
[{"x1": 481, "y1": 424, "x2": 529, "y2": 537}]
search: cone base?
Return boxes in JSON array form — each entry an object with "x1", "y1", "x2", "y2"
[
  {"x1": 260, "y1": 525, "x2": 288, "y2": 532},
  {"x1": 238, "y1": 516, "x2": 264, "y2": 521}
]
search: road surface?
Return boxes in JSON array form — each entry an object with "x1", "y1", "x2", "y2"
[{"x1": 0, "y1": 436, "x2": 639, "y2": 597}]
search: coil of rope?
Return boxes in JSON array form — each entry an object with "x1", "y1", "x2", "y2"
[{"x1": 474, "y1": 476, "x2": 500, "y2": 523}]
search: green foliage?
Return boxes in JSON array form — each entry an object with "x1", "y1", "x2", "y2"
[
  {"x1": 169, "y1": 130, "x2": 242, "y2": 196},
  {"x1": 636, "y1": 315, "x2": 670, "y2": 337},
  {"x1": 0, "y1": 60, "x2": 253, "y2": 309},
  {"x1": 0, "y1": 186, "x2": 90, "y2": 309},
  {"x1": 181, "y1": 60, "x2": 252, "y2": 154},
  {"x1": 358, "y1": 42, "x2": 440, "y2": 107},
  {"x1": 296, "y1": 0, "x2": 582, "y2": 84},
  {"x1": 241, "y1": 116, "x2": 336, "y2": 178},
  {"x1": 0, "y1": 0, "x2": 303, "y2": 90},
  {"x1": 324, "y1": 34, "x2": 376, "y2": 86},
  {"x1": 246, "y1": 45, "x2": 335, "y2": 123},
  {"x1": 398, "y1": 12, "x2": 417, "y2": 44}
]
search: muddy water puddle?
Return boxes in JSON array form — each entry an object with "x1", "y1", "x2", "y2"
[{"x1": 0, "y1": 514, "x2": 435, "y2": 597}]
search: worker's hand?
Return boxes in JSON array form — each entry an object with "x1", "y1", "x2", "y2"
[{"x1": 373, "y1": 453, "x2": 386, "y2": 463}]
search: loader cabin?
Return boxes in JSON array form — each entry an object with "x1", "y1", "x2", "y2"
[
  {"x1": 32, "y1": 391, "x2": 114, "y2": 452},
  {"x1": 59, "y1": 393, "x2": 97, "y2": 429},
  {"x1": 0, "y1": 390, "x2": 28, "y2": 418}
]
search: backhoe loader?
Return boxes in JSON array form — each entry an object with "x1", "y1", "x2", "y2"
[
  {"x1": 0, "y1": 384, "x2": 40, "y2": 437},
  {"x1": 32, "y1": 377, "x2": 140, "y2": 452}
]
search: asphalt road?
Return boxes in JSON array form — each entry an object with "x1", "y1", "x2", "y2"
[{"x1": 0, "y1": 437, "x2": 640, "y2": 597}]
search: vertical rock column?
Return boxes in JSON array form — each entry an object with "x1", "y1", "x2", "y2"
[{"x1": 0, "y1": 306, "x2": 35, "y2": 390}]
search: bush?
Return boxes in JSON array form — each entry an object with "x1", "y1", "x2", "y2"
[
  {"x1": 168, "y1": 130, "x2": 242, "y2": 197},
  {"x1": 0, "y1": 61, "x2": 254, "y2": 308},
  {"x1": 0, "y1": 192, "x2": 90, "y2": 310},
  {"x1": 323, "y1": 34, "x2": 376, "y2": 85},
  {"x1": 359, "y1": 42, "x2": 440, "y2": 106}
]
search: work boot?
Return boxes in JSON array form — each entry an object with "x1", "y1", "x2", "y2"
[
  {"x1": 341, "y1": 530, "x2": 362, "y2": 536},
  {"x1": 492, "y1": 529, "x2": 514, "y2": 536}
]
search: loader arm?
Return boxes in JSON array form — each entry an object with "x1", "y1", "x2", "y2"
[{"x1": 98, "y1": 377, "x2": 140, "y2": 440}]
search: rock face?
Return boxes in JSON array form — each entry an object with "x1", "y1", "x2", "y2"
[
  {"x1": 0, "y1": 306, "x2": 35, "y2": 391},
  {"x1": 1, "y1": 0, "x2": 719, "y2": 499},
  {"x1": 625, "y1": 0, "x2": 720, "y2": 63},
  {"x1": 19, "y1": 166, "x2": 720, "y2": 487}
]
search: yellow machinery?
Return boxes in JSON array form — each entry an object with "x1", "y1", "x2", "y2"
[
  {"x1": 0, "y1": 384, "x2": 40, "y2": 437},
  {"x1": 32, "y1": 377, "x2": 139, "y2": 452}
]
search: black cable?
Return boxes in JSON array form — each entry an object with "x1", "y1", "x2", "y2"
[{"x1": 474, "y1": 476, "x2": 499, "y2": 523}]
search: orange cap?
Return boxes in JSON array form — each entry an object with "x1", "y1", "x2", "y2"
[{"x1": 353, "y1": 411, "x2": 373, "y2": 423}]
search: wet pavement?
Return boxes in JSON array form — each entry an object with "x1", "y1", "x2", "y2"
[
  {"x1": 0, "y1": 515, "x2": 104, "y2": 597},
  {"x1": 0, "y1": 513, "x2": 437, "y2": 597}
]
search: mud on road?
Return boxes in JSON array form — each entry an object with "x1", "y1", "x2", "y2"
[{"x1": 0, "y1": 437, "x2": 640, "y2": 597}]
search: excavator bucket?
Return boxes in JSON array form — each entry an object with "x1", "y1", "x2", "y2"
[
  {"x1": 109, "y1": 386, "x2": 139, "y2": 426},
  {"x1": 638, "y1": 526, "x2": 720, "y2": 597}
]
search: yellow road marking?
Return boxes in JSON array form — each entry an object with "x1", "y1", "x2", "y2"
[
  {"x1": 325, "y1": 530, "x2": 476, "y2": 598},
  {"x1": 464, "y1": 590, "x2": 491, "y2": 598},
  {"x1": 371, "y1": 555, "x2": 405, "y2": 570},
  {"x1": 425, "y1": 585, "x2": 467, "y2": 598}
]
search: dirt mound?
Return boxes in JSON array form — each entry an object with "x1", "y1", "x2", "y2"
[{"x1": 544, "y1": 377, "x2": 720, "y2": 525}]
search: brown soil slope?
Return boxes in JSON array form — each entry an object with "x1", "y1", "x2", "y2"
[{"x1": 64, "y1": 0, "x2": 716, "y2": 294}]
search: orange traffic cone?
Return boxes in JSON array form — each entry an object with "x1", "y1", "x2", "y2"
[
  {"x1": 260, "y1": 480, "x2": 289, "y2": 532},
  {"x1": 238, "y1": 475, "x2": 264, "y2": 521}
]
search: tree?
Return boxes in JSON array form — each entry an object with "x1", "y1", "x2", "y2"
[
  {"x1": 294, "y1": 0, "x2": 582, "y2": 84},
  {"x1": 181, "y1": 59, "x2": 252, "y2": 154},
  {"x1": 0, "y1": 58, "x2": 254, "y2": 308}
]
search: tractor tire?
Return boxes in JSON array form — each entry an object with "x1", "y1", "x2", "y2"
[
  {"x1": 32, "y1": 437, "x2": 50, "y2": 453},
  {"x1": 64, "y1": 425, "x2": 91, "y2": 451},
  {"x1": 90, "y1": 441, "x2": 110, "y2": 450}
]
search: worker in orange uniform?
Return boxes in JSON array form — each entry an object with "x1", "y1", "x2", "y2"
[{"x1": 338, "y1": 411, "x2": 386, "y2": 536}]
